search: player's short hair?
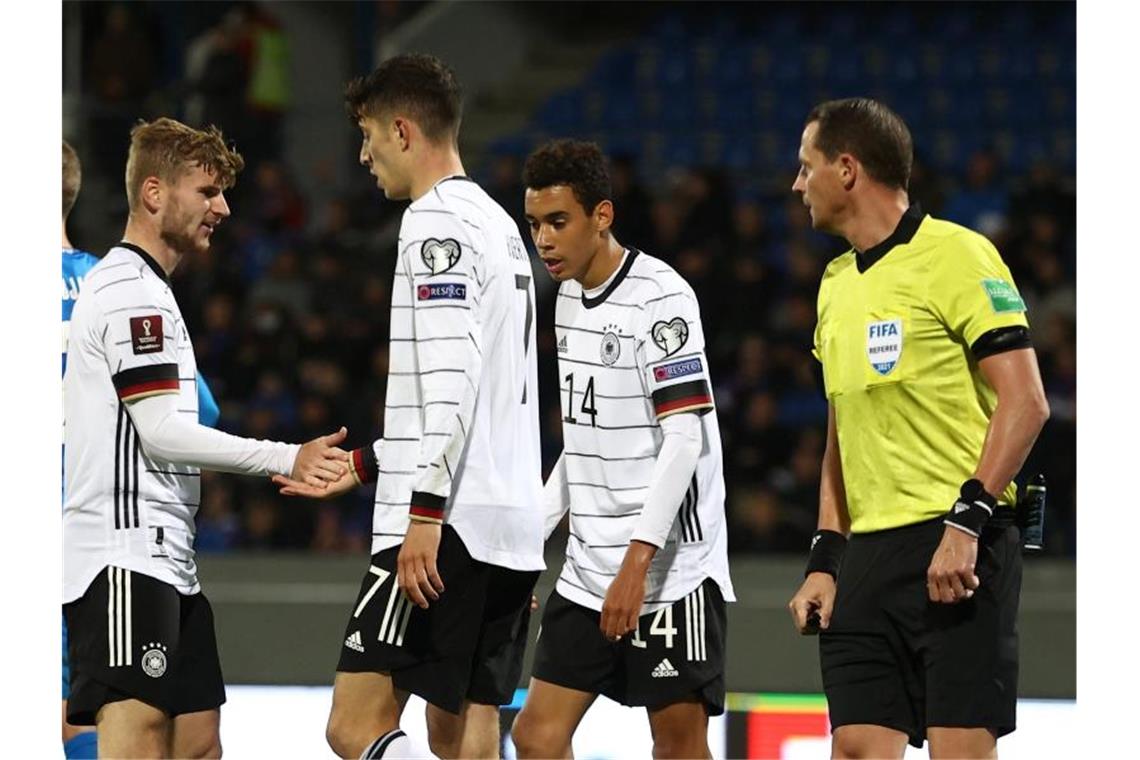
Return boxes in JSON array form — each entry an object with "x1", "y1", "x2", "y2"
[
  {"x1": 522, "y1": 139, "x2": 612, "y2": 215},
  {"x1": 63, "y1": 140, "x2": 81, "y2": 220},
  {"x1": 125, "y1": 118, "x2": 244, "y2": 211},
  {"x1": 806, "y1": 98, "x2": 913, "y2": 191},
  {"x1": 344, "y1": 53, "x2": 463, "y2": 146}
]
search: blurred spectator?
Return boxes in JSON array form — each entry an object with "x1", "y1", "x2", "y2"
[
  {"x1": 609, "y1": 154, "x2": 654, "y2": 246},
  {"x1": 942, "y1": 149, "x2": 1010, "y2": 241},
  {"x1": 87, "y1": 3, "x2": 156, "y2": 173},
  {"x1": 239, "y1": 3, "x2": 292, "y2": 167},
  {"x1": 184, "y1": 9, "x2": 248, "y2": 134}
]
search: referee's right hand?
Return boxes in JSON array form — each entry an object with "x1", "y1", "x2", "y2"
[{"x1": 788, "y1": 573, "x2": 837, "y2": 635}]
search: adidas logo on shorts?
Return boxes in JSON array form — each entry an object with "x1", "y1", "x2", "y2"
[
  {"x1": 652, "y1": 658, "x2": 679, "y2": 678},
  {"x1": 344, "y1": 630, "x2": 365, "y2": 653}
]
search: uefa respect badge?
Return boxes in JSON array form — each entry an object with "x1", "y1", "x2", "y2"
[{"x1": 866, "y1": 319, "x2": 903, "y2": 375}]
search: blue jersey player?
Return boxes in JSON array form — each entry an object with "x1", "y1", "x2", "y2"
[{"x1": 61, "y1": 141, "x2": 220, "y2": 757}]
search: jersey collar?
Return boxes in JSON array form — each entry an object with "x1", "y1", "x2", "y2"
[
  {"x1": 118, "y1": 241, "x2": 171, "y2": 285},
  {"x1": 582, "y1": 247, "x2": 639, "y2": 309},
  {"x1": 855, "y1": 203, "x2": 924, "y2": 273},
  {"x1": 436, "y1": 174, "x2": 475, "y2": 185}
]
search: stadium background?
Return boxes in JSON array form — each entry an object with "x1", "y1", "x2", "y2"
[{"x1": 61, "y1": 1, "x2": 1076, "y2": 757}]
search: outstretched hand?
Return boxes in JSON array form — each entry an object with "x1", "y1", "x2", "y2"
[
  {"x1": 273, "y1": 427, "x2": 355, "y2": 497},
  {"x1": 290, "y1": 426, "x2": 350, "y2": 488}
]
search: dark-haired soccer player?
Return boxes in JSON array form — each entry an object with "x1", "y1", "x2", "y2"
[
  {"x1": 510, "y1": 139, "x2": 735, "y2": 759},
  {"x1": 64, "y1": 119, "x2": 348, "y2": 759},
  {"x1": 273, "y1": 54, "x2": 544, "y2": 759},
  {"x1": 786, "y1": 98, "x2": 1049, "y2": 759}
]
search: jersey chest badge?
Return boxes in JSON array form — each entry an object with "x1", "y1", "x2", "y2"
[
  {"x1": 600, "y1": 323, "x2": 621, "y2": 366},
  {"x1": 866, "y1": 319, "x2": 902, "y2": 375}
]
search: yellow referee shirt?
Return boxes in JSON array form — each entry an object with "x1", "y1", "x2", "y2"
[{"x1": 813, "y1": 206, "x2": 1029, "y2": 533}]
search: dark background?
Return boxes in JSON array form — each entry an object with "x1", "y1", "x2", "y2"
[{"x1": 62, "y1": 1, "x2": 1076, "y2": 560}]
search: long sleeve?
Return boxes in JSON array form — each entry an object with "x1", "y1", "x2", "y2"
[
  {"x1": 629, "y1": 412, "x2": 702, "y2": 548},
  {"x1": 404, "y1": 213, "x2": 483, "y2": 522},
  {"x1": 126, "y1": 392, "x2": 298, "y2": 476}
]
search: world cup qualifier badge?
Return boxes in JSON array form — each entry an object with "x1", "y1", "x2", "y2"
[
  {"x1": 651, "y1": 317, "x2": 689, "y2": 357},
  {"x1": 866, "y1": 319, "x2": 903, "y2": 375},
  {"x1": 421, "y1": 238, "x2": 462, "y2": 274},
  {"x1": 129, "y1": 315, "x2": 164, "y2": 354},
  {"x1": 600, "y1": 323, "x2": 621, "y2": 366}
]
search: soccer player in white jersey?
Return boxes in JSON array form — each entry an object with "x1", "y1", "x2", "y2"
[
  {"x1": 63, "y1": 118, "x2": 349, "y2": 759},
  {"x1": 511, "y1": 140, "x2": 736, "y2": 759},
  {"x1": 271, "y1": 55, "x2": 544, "y2": 759}
]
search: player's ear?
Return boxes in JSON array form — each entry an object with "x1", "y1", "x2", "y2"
[
  {"x1": 838, "y1": 154, "x2": 858, "y2": 191},
  {"x1": 593, "y1": 199, "x2": 614, "y2": 234},
  {"x1": 393, "y1": 117, "x2": 411, "y2": 151},
  {"x1": 140, "y1": 176, "x2": 163, "y2": 215}
]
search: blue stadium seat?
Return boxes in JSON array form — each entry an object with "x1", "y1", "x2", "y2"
[
  {"x1": 663, "y1": 134, "x2": 699, "y2": 168},
  {"x1": 535, "y1": 90, "x2": 585, "y2": 131},
  {"x1": 598, "y1": 93, "x2": 639, "y2": 130}
]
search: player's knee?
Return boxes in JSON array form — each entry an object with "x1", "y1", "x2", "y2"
[
  {"x1": 831, "y1": 733, "x2": 870, "y2": 759},
  {"x1": 424, "y1": 709, "x2": 460, "y2": 758},
  {"x1": 426, "y1": 732, "x2": 457, "y2": 759},
  {"x1": 180, "y1": 734, "x2": 222, "y2": 759},
  {"x1": 830, "y1": 727, "x2": 899, "y2": 760},
  {"x1": 510, "y1": 709, "x2": 562, "y2": 759},
  {"x1": 326, "y1": 710, "x2": 365, "y2": 759},
  {"x1": 651, "y1": 727, "x2": 705, "y2": 759}
]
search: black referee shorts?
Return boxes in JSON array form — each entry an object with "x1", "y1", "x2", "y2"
[
  {"x1": 820, "y1": 515, "x2": 1021, "y2": 747},
  {"x1": 63, "y1": 567, "x2": 226, "y2": 725},
  {"x1": 337, "y1": 525, "x2": 539, "y2": 714}
]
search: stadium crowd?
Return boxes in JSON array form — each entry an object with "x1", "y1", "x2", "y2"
[{"x1": 69, "y1": 1, "x2": 1076, "y2": 558}]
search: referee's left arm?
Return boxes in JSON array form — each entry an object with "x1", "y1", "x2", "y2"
[
  {"x1": 926, "y1": 232, "x2": 1050, "y2": 604},
  {"x1": 970, "y1": 348, "x2": 1050, "y2": 499}
]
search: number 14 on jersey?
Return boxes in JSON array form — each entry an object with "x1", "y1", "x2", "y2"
[{"x1": 564, "y1": 371, "x2": 598, "y2": 427}]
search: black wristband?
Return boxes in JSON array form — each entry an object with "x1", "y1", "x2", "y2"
[
  {"x1": 943, "y1": 478, "x2": 997, "y2": 537},
  {"x1": 805, "y1": 530, "x2": 847, "y2": 578}
]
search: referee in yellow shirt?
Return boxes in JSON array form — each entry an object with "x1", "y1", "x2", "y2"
[{"x1": 786, "y1": 98, "x2": 1050, "y2": 759}]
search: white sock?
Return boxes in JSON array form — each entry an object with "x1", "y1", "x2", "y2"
[{"x1": 359, "y1": 729, "x2": 419, "y2": 759}]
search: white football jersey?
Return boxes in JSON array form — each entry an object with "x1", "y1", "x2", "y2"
[
  {"x1": 64, "y1": 244, "x2": 202, "y2": 603},
  {"x1": 553, "y1": 248, "x2": 735, "y2": 613},
  {"x1": 367, "y1": 176, "x2": 544, "y2": 571}
]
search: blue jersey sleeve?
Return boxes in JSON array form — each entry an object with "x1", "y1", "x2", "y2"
[
  {"x1": 62, "y1": 249, "x2": 100, "y2": 321},
  {"x1": 197, "y1": 373, "x2": 220, "y2": 427}
]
